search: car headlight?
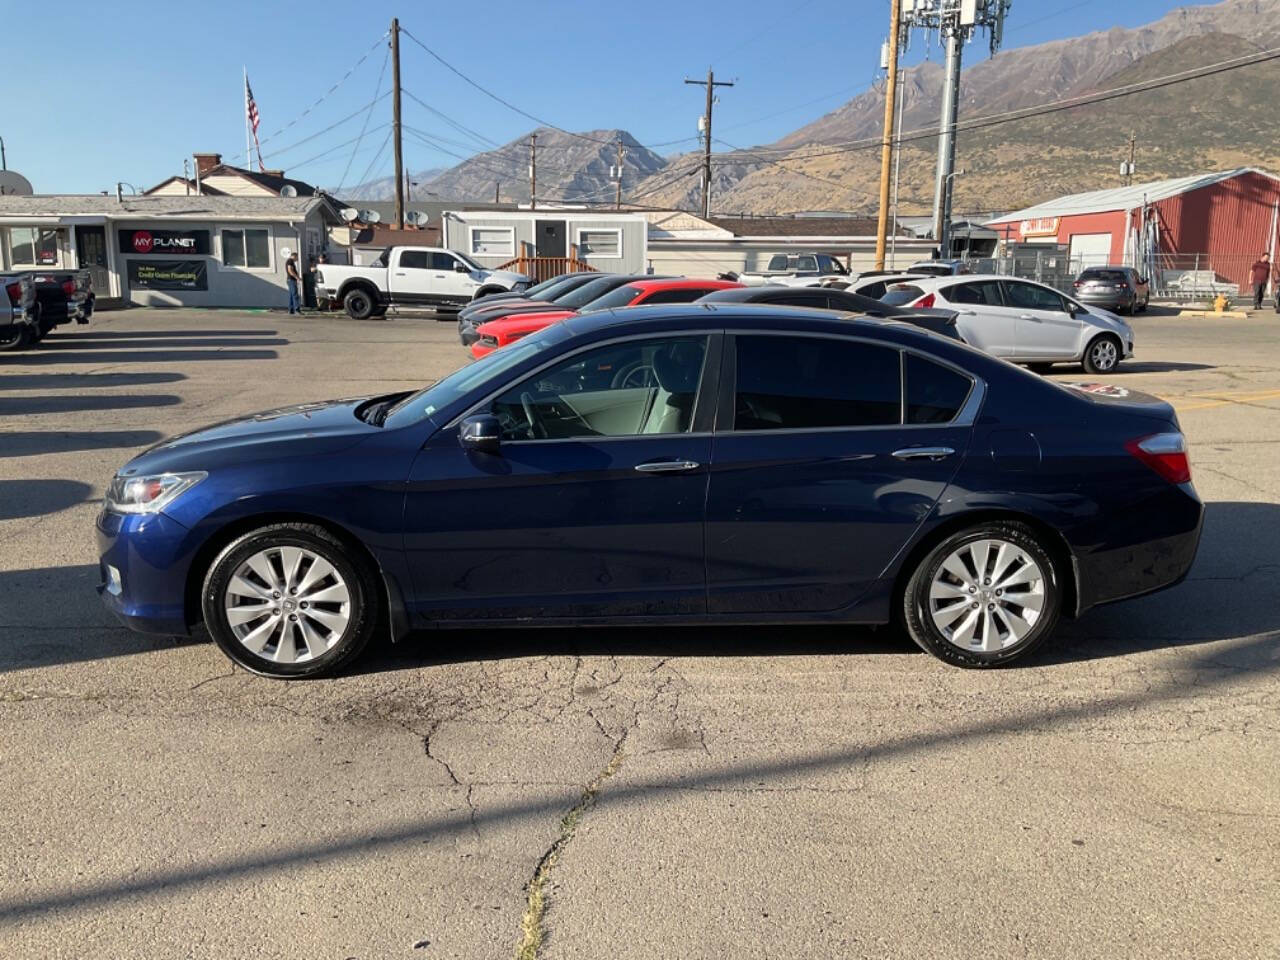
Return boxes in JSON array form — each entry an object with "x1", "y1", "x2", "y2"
[{"x1": 105, "y1": 471, "x2": 206, "y2": 515}]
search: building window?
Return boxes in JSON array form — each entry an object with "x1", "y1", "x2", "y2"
[
  {"x1": 469, "y1": 227, "x2": 515, "y2": 257},
  {"x1": 222, "y1": 228, "x2": 271, "y2": 268},
  {"x1": 576, "y1": 228, "x2": 622, "y2": 259},
  {"x1": 9, "y1": 227, "x2": 60, "y2": 266}
]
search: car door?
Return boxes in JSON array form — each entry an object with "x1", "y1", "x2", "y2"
[
  {"x1": 1001, "y1": 280, "x2": 1082, "y2": 360},
  {"x1": 938, "y1": 280, "x2": 1017, "y2": 356},
  {"x1": 390, "y1": 249, "x2": 435, "y2": 306},
  {"x1": 401, "y1": 333, "x2": 720, "y2": 622},
  {"x1": 430, "y1": 251, "x2": 478, "y2": 306},
  {"x1": 705, "y1": 332, "x2": 976, "y2": 616}
]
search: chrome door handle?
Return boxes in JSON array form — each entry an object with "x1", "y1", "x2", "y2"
[
  {"x1": 394, "y1": 271, "x2": 406, "y2": 276},
  {"x1": 892, "y1": 446, "x2": 955, "y2": 461},
  {"x1": 957, "y1": 309, "x2": 976, "y2": 315},
  {"x1": 635, "y1": 460, "x2": 700, "y2": 473}
]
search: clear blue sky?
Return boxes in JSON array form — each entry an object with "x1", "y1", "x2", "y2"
[{"x1": 5, "y1": 0, "x2": 1195, "y2": 194}]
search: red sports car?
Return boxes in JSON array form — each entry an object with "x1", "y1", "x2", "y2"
[{"x1": 470, "y1": 277, "x2": 743, "y2": 357}]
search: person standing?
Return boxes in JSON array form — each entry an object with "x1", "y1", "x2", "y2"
[
  {"x1": 1249, "y1": 252, "x2": 1270, "y2": 310},
  {"x1": 285, "y1": 253, "x2": 302, "y2": 315}
]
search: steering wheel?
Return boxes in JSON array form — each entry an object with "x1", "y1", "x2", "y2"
[
  {"x1": 519, "y1": 391, "x2": 546, "y2": 439},
  {"x1": 611, "y1": 362, "x2": 657, "y2": 389}
]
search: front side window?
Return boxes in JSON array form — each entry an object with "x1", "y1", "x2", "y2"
[
  {"x1": 577, "y1": 229, "x2": 621, "y2": 258},
  {"x1": 470, "y1": 227, "x2": 514, "y2": 257},
  {"x1": 857, "y1": 280, "x2": 888, "y2": 299},
  {"x1": 491, "y1": 336, "x2": 709, "y2": 441},
  {"x1": 429, "y1": 252, "x2": 462, "y2": 271},
  {"x1": 905, "y1": 353, "x2": 973, "y2": 424},
  {"x1": 767, "y1": 255, "x2": 789, "y2": 271},
  {"x1": 795, "y1": 255, "x2": 819, "y2": 273},
  {"x1": 733, "y1": 335, "x2": 901, "y2": 431},
  {"x1": 222, "y1": 228, "x2": 270, "y2": 268},
  {"x1": 1004, "y1": 281, "x2": 1065, "y2": 311}
]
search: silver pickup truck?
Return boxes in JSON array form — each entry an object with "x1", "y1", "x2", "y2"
[
  {"x1": 737, "y1": 252, "x2": 852, "y2": 288},
  {"x1": 1, "y1": 273, "x2": 39, "y2": 351}
]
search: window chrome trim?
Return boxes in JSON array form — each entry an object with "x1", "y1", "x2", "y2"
[{"x1": 445, "y1": 329, "x2": 722, "y2": 437}]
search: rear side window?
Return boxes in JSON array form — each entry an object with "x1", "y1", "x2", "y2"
[
  {"x1": 642, "y1": 287, "x2": 711, "y2": 304},
  {"x1": 733, "y1": 335, "x2": 901, "y2": 431},
  {"x1": 795, "y1": 256, "x2": 818, "y2": 272},
  {"x1": 767, "y1": 255, "x2": 789, "y2": 271},
  {"x1": 880, "y1": 284, "x2": 924, "y2": 306},
  {"x1": 947, "y1": 281, "x2": 1003, "y2": 305},
  {"x1": 763, "y1": 291, "x2": 826, "y2": 307},
  {"x1": 580, "y1": 284, "x2": 643, "y2": 312},
  {"x1": 857, "y1": 280, "x2": 888, "y2": 299},
  {"x1": 399, "y1": 251, "x2": 429, "y2": 269},
  {"x1": 905, "y1": 353, "x2": 972, "y2": 424}
]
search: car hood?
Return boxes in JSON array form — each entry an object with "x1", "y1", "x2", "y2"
[
  {"x1": 1082, "y1": 306, "x2": 1132, "y2": 334},
  {"x1": 481, "y1": 269, "x2": 529, "y2": 286},
  {"x1": 121, "y1": 397, "x2": 378, "y2": 475},
  {"x1": 478, "y1": 309, "x2": 575, "y2": 335}
]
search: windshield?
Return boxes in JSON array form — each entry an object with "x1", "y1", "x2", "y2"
[
  {"x1": 453, "y1": 251, "x2": 484, "y2": 272},
  {"x1": 881, "y1": 284, "x2": 925, "y2": 306},
  {"x1": 524, "y1": 275, "x2": 571, "y2": 299},
  {"x1": 580, "y1": 284, "x2": 642, "y2": 313},
  {"x1": 1080, "y1": 269, "x2": 1128, "y2": 282},
  {"x1": 382, "y1": 325, "x2": 567, "y2": 428},
  {"x1": 555, "y1": 275, "x2": 625, "y2": 309}
]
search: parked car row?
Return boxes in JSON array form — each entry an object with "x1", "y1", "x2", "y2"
[{"x1": 0, "y1": 268, "x2": 95, "y2": 351}]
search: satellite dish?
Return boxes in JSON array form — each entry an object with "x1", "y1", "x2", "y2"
[
  {"x1": 0, "y1": 170, "x2": 34, "y2": 196},
  {"x1": 340, "y1": 207, "x2": 360, "y2": 222},
  {"x1": 279, "y1": 184, "x2": 298, "y2": 198},
  {"x1": 279, "y1": 246, "x2": 292, "y2": 258},
  {"x1": 405, "y1": 210, "x2": 428, "y2": 226},
  {"x1": 360, "y1": 209, "x2": 381, "y2": 224}
]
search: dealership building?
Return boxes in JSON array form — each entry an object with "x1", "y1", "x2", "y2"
[{"x1": 0, "y1": 193, "x2": 341, "y2": 308}]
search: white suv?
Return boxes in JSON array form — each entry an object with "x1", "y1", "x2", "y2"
[{"x1": 881, "y1": 274, "x2": 1134, "y2": 373}]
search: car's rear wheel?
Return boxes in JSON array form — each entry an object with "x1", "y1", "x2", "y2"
[
  {"x1": 901, "y1": 522, "x2": 1061, "y2": 668},
  {"x1": 1082, "y1": 334, "x2": 1121, "y2": 374},
  {"x1": 0, "y1": 325, "x2": 31, "y2": 351},
  {"x1": 343, "y1": 287, "x2": 375, "y2": 320},
  {"x1": 201, "y1": 523, "x2": 379, "y2": 679}
]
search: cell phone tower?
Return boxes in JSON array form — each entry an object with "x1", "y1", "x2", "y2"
[{"x1": 899, "y1": 0, "x2": 1012, "y2": 256}]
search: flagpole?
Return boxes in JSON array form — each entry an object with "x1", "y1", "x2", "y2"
[{"x1": 243, "y1": 66, "x2": 251, "y2": 170}]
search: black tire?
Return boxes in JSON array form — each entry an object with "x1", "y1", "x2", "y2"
[
  {"x1": 901, "y1": 521, "x2": 1062, "y2": 669},
  {"x1": 0, "y1": 325, "x2": 31, "y2": 352},
  {"x1": 342, "y1": 287, "x2": 375, "y2": 320},
  {"x1": 1081, "y1": 333, "x2": 1122, "y2": 374},
  {"x1": 471, "y1": 286, "x2": 505, "y2": 302},
  {"x1": 1027, "y1": 362, "x2": 1054, "y2": 375},
  {"x1": 1136, "y1": 296, "x2": 1149, "y2": 313},
  {"x1": 200, "y1": 523, "x2": 379, "y2": 679}
]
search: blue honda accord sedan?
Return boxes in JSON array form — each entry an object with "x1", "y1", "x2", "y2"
[{"x1": 97, "y1": 305, "x2": 1203, "y2": 678}]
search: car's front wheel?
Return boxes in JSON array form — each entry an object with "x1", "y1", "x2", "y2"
[
  {"x1": 901, "y1": 522, "x2": 1061, "y2": 668},
  {"x1": 0, "y1": 325, "x2": 31, "y2": 351},
  {"x1": 201, "y1": 523, "x2": 379, "y2": 679},
  {"x1": 1082, "y1": 334, "x2": 1122, "y2": 374}
]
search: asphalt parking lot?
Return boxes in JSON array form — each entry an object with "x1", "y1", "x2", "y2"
[{"x1": 1, "y1": 307, "x2": 1277, "y2": 960}]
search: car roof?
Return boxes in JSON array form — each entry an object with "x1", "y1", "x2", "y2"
[
  {"x1": 625, "y1": 277, "x2": 742, "y2": 292},
  {"x1": 895, "y1": 273, "x2": 1051, "y2": 289}
]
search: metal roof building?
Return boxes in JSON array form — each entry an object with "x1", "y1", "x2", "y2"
[{"x1": 986, "y1": 168, "x2": 1280, "y2": 292}]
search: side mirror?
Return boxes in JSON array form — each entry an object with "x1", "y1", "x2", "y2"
[
  {"x1": 454, "y1": 262, "x2": 470, "y2": 273},
  {"x1": 459, "y1": 414, "x2": 501, "y2": 454}
]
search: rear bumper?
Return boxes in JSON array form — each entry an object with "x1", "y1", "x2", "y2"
[
  {"x1": 1077, "y1": 293, "x2": 1136, "y2": 310},
  {"x1": 1074, "y1": 482, "x2": 1204, "y2": 614}
]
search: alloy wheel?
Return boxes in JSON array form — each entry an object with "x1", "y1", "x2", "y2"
[
  {"x1": 1089, "y1": 338, "x2": 1118, "y2": 371},
  {"x1": 223, "y1": 546, "x2": 351, "y2": 664},
  {"x1": 927, "y1": 538, "x2": 1046, "y2": 653}
]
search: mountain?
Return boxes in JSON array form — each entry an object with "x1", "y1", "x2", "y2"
[
  {"x1": 342, "y1": 167, "x2": 446, "y2": 201},
  {"x1": 412, "y1": 128, "x2": 668, "y2": 204},
  {"x1": 631, "y1": 0, "x2": 1280, "y2": 214}
]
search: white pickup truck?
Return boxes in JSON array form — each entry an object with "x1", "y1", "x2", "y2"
[
  {"x1": 737, "y1": 252, "x2": 851, "y2": 287},
  {"x1": 315, "y1": 246, "x2": 530, "y2": 319}
]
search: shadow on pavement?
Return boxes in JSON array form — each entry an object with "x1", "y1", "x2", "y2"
[
  {"x1": 52, "y1": 329, "x2": 279, "y2": 339},
  {"x1": 34, "y1": 338, "x2": 289, "y2": 350},
  {"x1": 4, "y1": 349, "x2": 280, "y2": 365},
  {"x1": 0, "y1": 372, "x2": 187, "y2": 391},
  {"x1": 1111, "y1": 360, "x2": 1215, "y2": 374},
  {"x1": 3, "y1": 430, "x2": 165, "y2": 457},
  {"x1": 0, "y1": 480, "x2": 94, "y2": 521},
  {"x1": 0, "y1": 394, "x2": 182, "y2": 416}
]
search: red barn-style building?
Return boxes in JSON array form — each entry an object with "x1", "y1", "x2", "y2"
[{"x1": 987, "y1": 168, "x2": 1280, "y2": 292}]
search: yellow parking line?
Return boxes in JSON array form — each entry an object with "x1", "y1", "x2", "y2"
[{"x1": 1175, "y1": 389, "x2": 1280, "y2": 411}]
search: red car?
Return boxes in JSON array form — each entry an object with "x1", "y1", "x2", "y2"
[{"x1": 470, "y1": 277, "x2": 743, "y2": 357}]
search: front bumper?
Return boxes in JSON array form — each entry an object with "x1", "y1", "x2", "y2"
[
  {"x1": 96, "y1": 509, "x2": 197, "y2": 636},
  {"x1": 470, "y1": 339, "x2": 497, "y2": 359}
]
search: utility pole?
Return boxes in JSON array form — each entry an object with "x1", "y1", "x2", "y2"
[
  {"x1": 614, "y1": 137, "x2": 627, "y2": 210},
  {"x1": 685, "y1": 68, "x2": 734, "y2": 219},
  {"x1": 1124, "y1": 132, "x2": 1137, "y2": 186},
  {"x1": 874, "y1": 0, "x2": 903, "y2": 270},
  {"x1": 899, "y1": 1, "x2": 1013, "y2": 259},
  {"x1": 529, "y1": 134, "x2": 537, "y2": 209},
  {"x1": 1, "y1": 136, "x2": 6, "y2": 171},
  {"x1": 390, "y1": 17, "x2": 405, "y2": 229},
  {"x1": 495, "y1": 181, "x2": 500, "y2": 203}
]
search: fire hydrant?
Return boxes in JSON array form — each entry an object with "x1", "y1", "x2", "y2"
[{"x1": 1213, "y1": 293, "x2": 1229, "y2": 314}]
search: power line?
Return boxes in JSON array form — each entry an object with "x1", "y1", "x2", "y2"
[
  {"x1": 289, "y1": 123, "x2": 390, "y2": 172},
  {"x1": 401, "y1": 88, "x2": 500, "y2": 151},
  {"x1": 228, "y1": 32, "x2": 389, "y2": 165},
  {"x1": 337, "y1": 47, "x2": 391, "y2": 191},
  {"x1": 258, "y1": 93, "x2": 391, "y2": 162},
  {"x1": 354, "y1": 130, "x2": 394, "y2": 190}
]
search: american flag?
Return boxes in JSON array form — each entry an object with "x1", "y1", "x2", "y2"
[{"x1": 245, "y1": 74, "x2": 265, "y2": 172}]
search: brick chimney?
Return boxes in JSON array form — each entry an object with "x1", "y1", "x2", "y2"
[
  {"x1": 261, "y1": 169, "x2": 286, "y2": 178},
  {"x1": 193, "y1": 152, "x2": 222, "y2": 176}
]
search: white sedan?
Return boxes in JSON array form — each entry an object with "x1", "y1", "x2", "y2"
[{"x1": 880, "y1": 274, "x2": 1135, "y2": 373}]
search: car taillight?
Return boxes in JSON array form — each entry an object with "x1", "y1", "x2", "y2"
[
  {"x1": 4, "y1": 281, "x2": 21, "y2": 306},
  {"x1": 62, "y1": 279, "x2": 76, "y2": 296},
  {"x1": 915, "y1": 293, "x2": 936, "y2": 308},
  {"x1": 1073, "y1": 280, "x2": 1082, "y2": 287},
  {"x1": 1126, "y1": 432, "x2": 1191, "y2": 485},
  {"x1": 1118, "y1": 282, "x2": 1128, "y2": 289}
]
